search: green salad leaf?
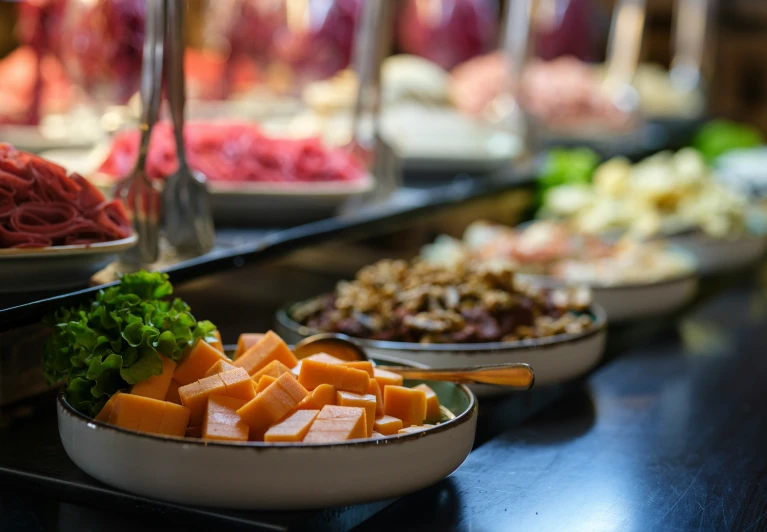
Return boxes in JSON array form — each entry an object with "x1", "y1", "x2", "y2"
[
  {"x1": 42, "y1": 271, "x2": 218, "y2": 417},
  {"x1": 537, "y1": 148, "x2": 600, "y2": 205},
  {"x1": 692, "y1": 120, "x2": 764, "y2": 162}
]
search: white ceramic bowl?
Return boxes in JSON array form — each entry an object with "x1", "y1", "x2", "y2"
[
  {"x1": 516, "y1": 248, "x2": 699, "y2": 323},
  {"x1": 57, "y1": 374, "x2": 477, "y2": 510},
  {"x1": 0, "y1": 235, "x2": 137, "y2": 293},
  {"x1": 665, "y1": 232, "x2": 767, "y2": 275},
  {"x1": 276, "y1": 305, "x2": 608, "y2": 395}
]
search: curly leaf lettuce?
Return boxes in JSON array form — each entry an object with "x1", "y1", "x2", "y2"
[{"x1": 42, "y1": 271, "x2": 218, "y2": 418}]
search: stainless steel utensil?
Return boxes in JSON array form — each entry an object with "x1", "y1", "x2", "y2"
[
  {"x1": 163, "y1": 0, "x2": 215, "y2": 256},
  {"x1": 670, "y1": 0, "x2": 712, "y2": 93},
  {"x1": 293, "y1": 333, "x2": 535, "y2": 390},
  {"x1": 602, "y1": 0, "x2": 646, "y2": 113},
  {"x1": 114, "y1": 0, "x2": 165, "y2": 266}
]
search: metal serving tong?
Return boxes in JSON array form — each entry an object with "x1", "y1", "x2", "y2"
[
  {"x1": 115, "y1": 0, "x2": 165, "y2": 266},
  {"x1": 670, "y1": 0, "x2": 712, "y2": 94},
  {"x1": 163, "y1": 0, "x2": 215, "y2": 257},
  {"x1": 602, "y1": 0, "x2": 647, "y2": 114}
]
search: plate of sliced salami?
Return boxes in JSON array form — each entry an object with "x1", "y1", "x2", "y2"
[{"x1": 0, "y1": 142, "x2": 135, "y2": 292}]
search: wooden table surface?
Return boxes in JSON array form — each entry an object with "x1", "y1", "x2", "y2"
[{"x1": 3, "y1": 266, "x2": 767, "y2": 531}]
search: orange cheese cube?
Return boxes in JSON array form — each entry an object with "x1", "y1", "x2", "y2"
[
  {"x1": 296, "y1": 383, "x2": 336, "y2": 410},
  {"x1": 336, "y1": 391, "x2": 377, "y2": 437},
  {"x1": 256, "y1": 374, "x2": 278, "y2": 394},
  {"x1": 298, "y1": 359, "x2": 369, "y2": 393},
  {"x1": 107, "y1": 394, "x2": 148, "y2": 431},
  {"x1": 204, "y1": 359, "x2": 237, "y2": 377},
  {"x1": 173, "y1": 340, "x2": 229, "y2": 385},
  {"x1": 95, "y1": 392, "x2": 122, "y2": 423},
  {"x1": 264, "y1": 409, "x2": 320, "y2": 442},
  {"x1": 107, "y1": 394, "x2": 190, "y2": 437},
  {"x1": 367, "y1": 379, "x2": 384, "y2": 416},
  {"x1": 234, "y1": 331, "x2": 297, "y2": 375},
  {"x1": 384, "y1": 386, "x2": 427, "y2": 427},
  {"x1": 413, "y1": 383, "x2": 441, "y2": 423},
  {"x1": 373, "y1": 415, "x2": 403, "y2": 436},
  {"x1": 373, "y1": 367, "x2": 403, "y2": 391},
  {"x1": 157, "y1": 402, "x2": 192, "y2": 437},
  {"x1": 398, "y1": 424, "x2": 435, "y2": 435},
  {"x1": 209, "y1": 330, "x2": 224, "y2": 353},
  {"x1": 251, "y1": 360, "x2": 294, "y2": 383},
  {"x1": 131, "y1": 356, "x2": 177, "y2": 400},
  {"x1": 236, "y1": 373, "x2": 308, "y2": 434},
  {"x1": 203, "y1": 395, "x2": 249, "y2": 442},
  {"x1": 165, "y1": 379, "x2": 182, "y2": 405},
  {"x1": 303, "y1": 405, "x2": 367, "y2": 443},
  {"x1": 234, "y1": 333, "x2": 265, "y2": 360},
  {"x1": 290, "y1": 353, "x2": 344, "y2": 377},
  {"x1": 179, "y1": 369, "x2": 254, "y2": 426},
  {"x1": 340, "y1": 360, "x2": 374, "y2": 377},
  {"x1": 219, "y1": 368, "x2": 256, "y2": 401}
]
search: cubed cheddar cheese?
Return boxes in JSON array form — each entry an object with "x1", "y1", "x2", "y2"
[
  {"x1": 209, "y1": 330, "x2": 224, "y2": 353},
  {"x1": 290, "y1": 353, "x2": 344, "y2": 377},
  {"x1": 251, "y1": 360, "x2": 294, "y2": 384},
  {"x1": 179, "y1": 368, "x2": 254, "y2": 426},
  {"x1": 234, "y1": 333, "x2": 265, "y2": 360},
  {"x1": 204, "y1": 359, "x2": 237, "y2": 377},
  {"x1": 174, "y1": 340, "x2": 229, "y2": 385},
  {"x1": 336, "y1": 391, "x2": 377, "y2": 437},
  {"x1": 237, "y1": 373, "x2": 308, "y2": 435},
  {"x1": 296, "y1": 383, "x2": 336, "y2": 410},
  {"x1": 303, "y1": 405, "x2": 367, "y2": 443},
  {"x1": 373, "y1": 415, "x2": 403, "y2": 436},
  {"x1": 298, "y1": 359, "x2": 369, "y2": 393},
  {"x1": 384, "y1": 386, "x2": 427, "y2": 427},
  {"x1": 203, "y1": 395, "x2": 249, "y2": 442},
  {"x1": 95, "y1": 392, "x2": 122, "y2": 423},
  {"x1": 413, "y1": 383, "x2": 441, "y2": 423},
  {"x1": 165, "y1": 379, "x2": 182, "y2": 405},
  {"x1": 108, "y1": 394, "x2": 190, "y2": 437},
  {"x1": 131, "y1": 356, "x2": 177, "y2": 400},
  {"x1": 234, "y1": 331, "x2": 298, "y2": 375},
  {"x1": 367, "y1": 379, "x2": 384, "y2": 416},
  {"x1": 264, "y1": 409, "x2": 320, "y2": 442},
  {"x1": 373, "y1": 367, "x2": 403, "y2": 391},
  {"x1": 255, "y1": 374, "x2": 278, "y2": 394},
  {"x1": 340, "y1": 361, "x2": 374, "y2": 377}
]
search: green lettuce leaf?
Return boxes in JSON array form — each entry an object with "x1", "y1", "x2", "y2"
[{"x1": 42, "y1": 271, "x2": 218, "y2": 418}]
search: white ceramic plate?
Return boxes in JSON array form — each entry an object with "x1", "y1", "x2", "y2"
[
  {"x1": 666, "y1": 232, "x2": 767, "y2": 275},
  {"x1": 57, "y1": 371, "x2": 477, "y2": 510},
  {"x1": 276, "y1": 305, "x2": 608, "y2": 395},
  {"x1": 516, "y1": 250, "x2": 700, "y2": 323},
  {"x1": 40, "y1": 149, "x2": 376, "y2": 225},
  {"x1": 0, "y1": 235, "x2": 137, "y2": 293}
]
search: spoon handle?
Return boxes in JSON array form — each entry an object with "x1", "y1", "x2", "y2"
[
  {"x1": 382, "y1": 364, "x2": 535, "y2": 390},
  {"x1": 167, "y1": 0, "x2": 186, "y2": 167},
  {"x1": 602, "y1": 0, "x2": 646, "y2": 97}
]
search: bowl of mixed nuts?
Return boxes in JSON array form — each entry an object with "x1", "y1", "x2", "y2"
[{"x1": 276, "y1": 258, "x2": 607, "y2": 394}]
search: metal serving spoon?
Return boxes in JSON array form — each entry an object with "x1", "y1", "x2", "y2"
[
  {"x1": 293, "y1": 333, "x2": 535, "y2": 390},
  {"x1": 163, "y1": 0, "x2": 215, "y2": 257}
]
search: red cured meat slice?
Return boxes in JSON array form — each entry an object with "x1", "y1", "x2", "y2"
[{"x1": 0, "y1": 143, "x2": 132, "y2": 248}]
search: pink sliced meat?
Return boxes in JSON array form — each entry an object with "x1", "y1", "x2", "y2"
[{"x1": 0, "y1": 143, "x2": 132, "y2": 249}]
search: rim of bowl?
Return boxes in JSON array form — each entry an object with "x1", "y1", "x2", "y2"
[
  {"x1": 276, "y1": 301, "x2": 607, "y2": 353},
  {"x1": 57, "y1": 381, "x2": 477, "y2": 450}
]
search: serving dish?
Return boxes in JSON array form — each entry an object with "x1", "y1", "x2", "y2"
[
  {"x1": 276, "y1": 305, "x2": 607, "y2": 395},
  {"x1": 39, "y1": 149, "x2": 376, "y2": 225},
  {"x1": 0, "y1": 234, "x2": 136, "y2": 293},
  {"x1": 57, "y1": 360, "x2": 477, "y2": 510},
  {"x1": 665, "y1": 231, "x2": 767, "y2": 276}
]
